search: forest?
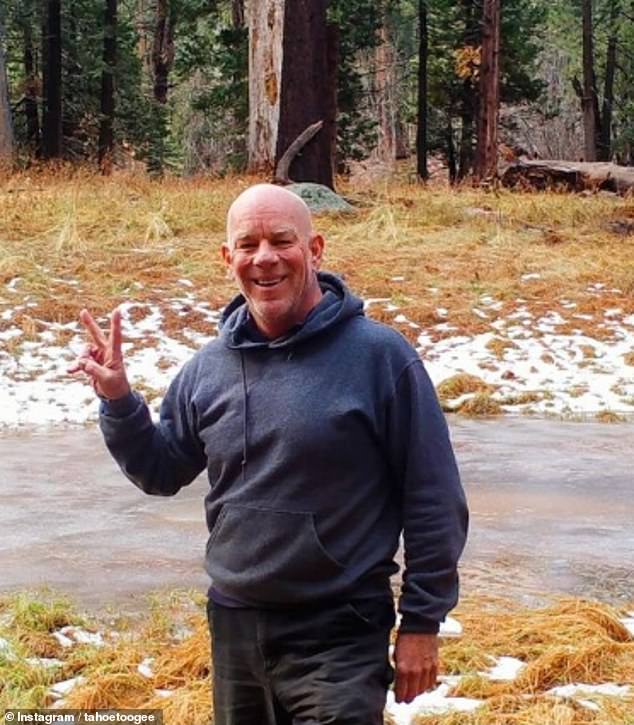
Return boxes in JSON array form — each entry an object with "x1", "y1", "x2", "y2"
[{"x1": 1, "y1": 0, "x2": 633, "y2": 183}]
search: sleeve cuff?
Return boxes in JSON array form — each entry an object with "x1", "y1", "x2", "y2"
[
  {"x1": 398, "y1": 613, "x2": 440, "y2": 634},
  {"x1": 99, "y1": 391, "x2": 141, "y2": 418}
]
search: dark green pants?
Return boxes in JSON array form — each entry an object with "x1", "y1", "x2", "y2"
[{"x1": 207, "y1": 598, "x2": 395, "y2": 725}]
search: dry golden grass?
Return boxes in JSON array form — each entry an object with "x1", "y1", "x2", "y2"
[
  {"x1": 2, "y1": 590, "x2": 633, "y2": 724},
  {"x1": 1, "y1": 169, "x2": 633, "y2": 347},
  {"x1": 457, "y1": 393, "x2": 504, "y2": 417},
  {"x1": 436, "y1": 373, "x2": 495, "y2": 398}
]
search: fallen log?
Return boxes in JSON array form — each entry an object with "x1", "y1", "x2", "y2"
[{"x1": 501, "y1": 159, "x2": 634, "y2": 194}]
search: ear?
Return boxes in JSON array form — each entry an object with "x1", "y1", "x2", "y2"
[
  {"x1": 221, "y1": 243, "x2": 234, "y2": 276},
  {"x1": 308, "y1": 234, "x2": 325, "y2": 270}
]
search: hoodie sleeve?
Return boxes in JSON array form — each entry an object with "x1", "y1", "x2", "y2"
[
  {"x1": 386, "y1": 359, "x2": 468, "y2": 633},
  {"x1": 99, "y1": 361, "x2": 207, "y2": 496}
]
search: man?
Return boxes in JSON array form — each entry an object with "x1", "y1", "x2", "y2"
[{"x1": 71, "y1": 184, "x2": 468, "y2": 725}]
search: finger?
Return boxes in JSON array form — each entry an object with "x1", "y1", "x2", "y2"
[
  {"x1": 404, "y1": 670, "x2": 419, "y2": 703},
  {"x1": 395, "y1": 668, "x2": 416, "y2": 704},
  {"x1": 418, "y1": 664, "x2": 437, "y2": 695},
  {"x1": 109, "y1": 307, "x2": 123, "y2": 358},
  {"x1": 79, "y1": 308, "x2": 108, "y2": 348},
  {"x1": 394, "y1": 669, "x2": 408, "y2": 704}
]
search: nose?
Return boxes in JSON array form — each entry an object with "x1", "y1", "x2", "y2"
[{"x1": 253, "y1": 240, "x2": 279, "y2": 266}]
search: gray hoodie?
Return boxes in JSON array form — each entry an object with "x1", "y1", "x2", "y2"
[{"x1": 100, "y1": 272, "x2": 468, "y2": 632}]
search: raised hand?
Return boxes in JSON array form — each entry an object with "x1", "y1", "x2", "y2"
[{"x1": 68, "y1": 307, "x2": 131, "y2": 401}]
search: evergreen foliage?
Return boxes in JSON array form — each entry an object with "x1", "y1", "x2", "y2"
[{"x1": 1, "y1": 0, "x2": 632, "y2": 173}]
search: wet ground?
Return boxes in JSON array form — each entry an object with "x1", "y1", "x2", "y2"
[{"x1": 0, "y1": 418, "x2": 632, "y2": 612}]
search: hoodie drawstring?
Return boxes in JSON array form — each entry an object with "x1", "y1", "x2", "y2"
[{"x1": 239, "y1": 351, "x2": 249, "y2": 483}]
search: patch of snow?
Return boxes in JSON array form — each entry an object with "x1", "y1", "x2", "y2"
[
  {"x1": 548, "y1": 683, "x2": 630, "y2": 698},
  {"x1": 385, "y1": 685, "x2": 482, "y2": 725},
  {"x1": 483, "y1": 656, "x2": 525, "y2": 681},
  {"x1": 363, "y1": 298, "x2": 391, "y2": 310},
  {"x1": 58, "y1": 626, "x2": 105, "y2": 647},
  {"x1": 620, "y1": 617, "x2": 634, "y2": 637},
  {"x1": 521, "y1": 273, "x2": 541, "y2": 281},
  {"x1": 439, "y1": 616, "x2": 462, "y2": 638},
  {"x1": 52, "y1": 632, "x2": 74, "y2": 648},
  {"x1": 49, "y1": 676, "x2": 85, "y2": 698},
  {"x1": 138, "y1": 657, "x2": 155, "y2": 678},
  {"x1": 26, "y1": 657, "x2": 64, "y2": 668}
]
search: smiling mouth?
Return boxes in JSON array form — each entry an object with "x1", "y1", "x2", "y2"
[{"x1": 253, "y1": 277, "x2": 285, "y2": 288}]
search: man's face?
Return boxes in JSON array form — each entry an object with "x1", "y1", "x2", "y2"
[{"x1": 222, "y1": 187, "x2": 324, "y2": 339}]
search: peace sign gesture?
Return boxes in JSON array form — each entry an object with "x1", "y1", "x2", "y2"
[{"x1": 69, "y1": 307, "x2": 131, "y2": 401}]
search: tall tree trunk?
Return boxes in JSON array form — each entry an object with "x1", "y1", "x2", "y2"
[
  {"x1": 375, "y1": 23, "x2": 395, "y2": 162},
  {"x1": 232, "y1": 0, "x2": 245, "y2": 28},
  {"x1": 152, "y1": 0, "x2": 176, "y2": 104},
  {"x1": 446, "y1": 114, "x2": 456, "y2": 184},
  {"x1": 276, "y1": 0, "x2": 335, "y2": 188},
  {"x1": 0, "y1": 14, "x2": 15, "y2": 166},
  {"x1": 474, "y1": 0, "x2": 501, "y2": 180},
  {"x1": 20, "y1": 2, "x2": 41, "y2": 155},
  {"x1": 98, "y1": 0, "x2": 117, "y2": 173},
  {"x1": 42, "y1": 0, "x2": 63, "y2": 159},
  {"x1": 581, "y1": 0, "x2": 597, "y2": 162},
  {"x1": 457, "y1": 0, "x2": 477, "y2": 179},
  {"x1": 247, "y1": 0, "x2": 284, "y2": 173},
  {"x1": 598, "y1": 0, "x2": 618, "y2": 162},
  {"x1": 416, "y1": 0, "x2": 428, "y2": 180},
  {"x1": 458, "y1": 84, "x2": 474, "y2": 179}
]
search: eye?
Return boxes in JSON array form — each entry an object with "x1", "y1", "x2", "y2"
[{"x1": 236, "y1": 240, "x2": 257, "y2": 251}]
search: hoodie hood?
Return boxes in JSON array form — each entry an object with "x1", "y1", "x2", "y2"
[{"x1": 220, "y1": 271, "x2": 364, "y2": 350}]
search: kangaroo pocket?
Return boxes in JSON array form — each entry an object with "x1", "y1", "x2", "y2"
[{"x1": 205, "y1": 504, "x2": 346, "y2": 604}]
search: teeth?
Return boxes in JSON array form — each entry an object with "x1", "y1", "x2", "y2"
[{"x1": 255, "y1": 279, "x2": 282, "y2": 286}]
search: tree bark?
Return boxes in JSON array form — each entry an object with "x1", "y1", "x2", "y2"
[
  {"x1": 474, "y1": 0, "x2": 500, "y2": 180},
  {"x1": 0, "y1": 13, "x2": 15, "y2": 166},
  {"x1": 232, "y1": 0, "x2": 245, "y2": 28},
  {"x1": 98, "y1": 0, "x2": 117, "y2": 174},
  {"x1": 152, "y1": 0, "x2": 176, "y2": 104},
  {"x1": 457, "y1": 0, "x2": 477, "y2": 179},
  {"x1": 276, "y1": 0, "x2": 335, "y2": 188},
  {"x1": 580, "y1": 0, "x2": 597, "y2": 162},
  {"x1": 42, "y1": 0, "x2": 63, "y2": 159},
  {"x1": 247, "y1": 0, "x2": 284, "y2": 173},
  {"x1": 598, "y1": 0, "x2": 618, "y2": 162},
  {"x1": 21, "y1": 6, "x2": 41, "y2": 155},
  {"x1": 416, "y1": 0, "x2": 428, "y2": 180},
  {"x1": 375, "y1": 21, "x2": 395, "y2": 162},
  {"x1": 447, "y1": 114, "x2": 457, "y2": 184}
]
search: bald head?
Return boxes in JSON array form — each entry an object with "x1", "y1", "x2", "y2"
[{"x1": 227, "y1": 184, "x2": 314, "y2": 249}]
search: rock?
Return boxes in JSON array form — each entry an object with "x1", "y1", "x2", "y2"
[{"x1": 286, "y1": 183, "x2": 355, "y2": 214}]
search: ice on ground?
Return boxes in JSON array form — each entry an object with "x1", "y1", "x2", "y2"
[
  {"x1": 52, "y1": 631, "x2": 74, "y2": 648},
  {"x1": 26, "y1": 657, "x2": 64, "y2": 668},
  {"x1": 483, "y1": 656, "x2": 525, "y2": 681},
  {"x1": 548, "y1": 683, "x2": 630, "y2": 698},
  {"x1": 439, "y1": 616, "x2": 462, "y2": 638},
  {"x1": 620, "y1": 616, "x2": 634, "y2": 636},
  {"x1": 138, "y1": 657, "x2": 155, "y2": 678},
  {"x1": 385, "y1": 685, "x2": 482, "y2": 725},
  {"x1": 49, "y1": 676, "x2": 85, "y2": 698},
  {"x1": 57, "y1": 626, "x2": 105, "y2": 647}
]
